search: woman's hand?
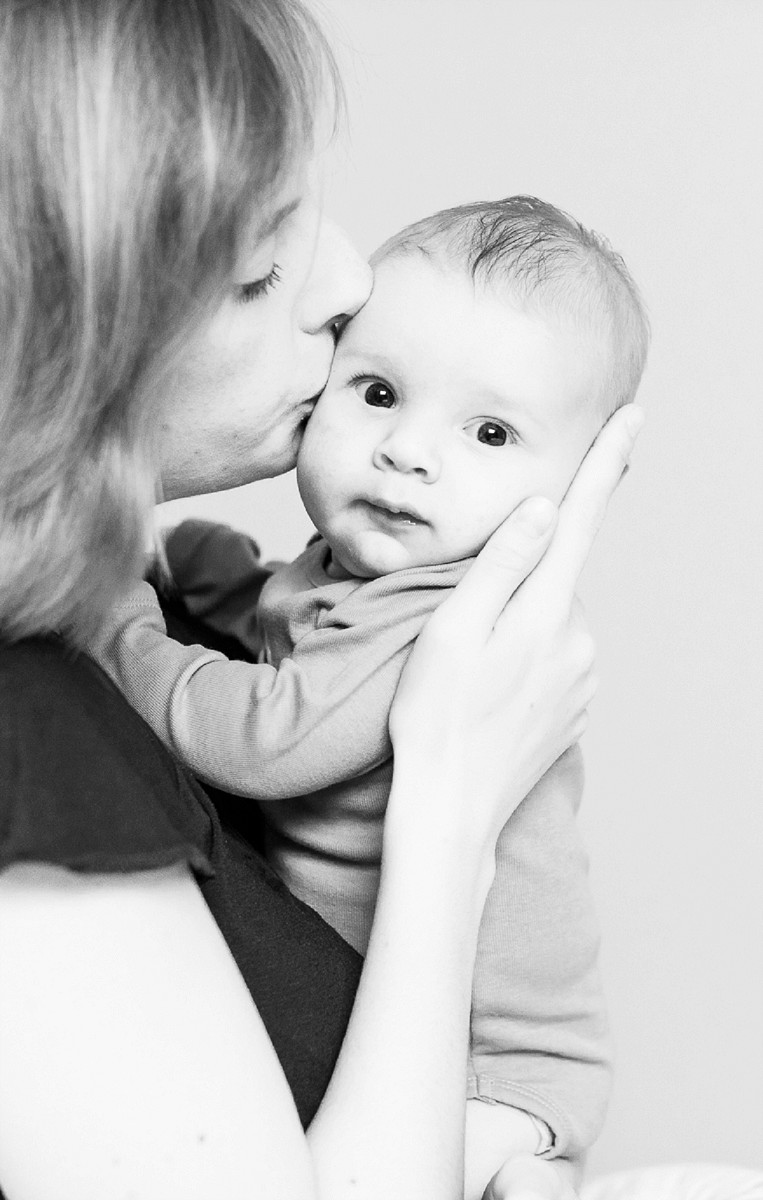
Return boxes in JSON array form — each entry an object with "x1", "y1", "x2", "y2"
[{"x1": 389, "y1": 404, "x2": 643, "y2": 851}]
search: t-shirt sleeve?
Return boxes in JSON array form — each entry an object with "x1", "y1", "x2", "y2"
[{"x1": 0, "y1": 639, "x2": 214, "y2": 878}]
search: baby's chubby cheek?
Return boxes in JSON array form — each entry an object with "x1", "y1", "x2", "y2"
[{"x1": 295, "y1": 419, "x2": 333, "y2": 528}]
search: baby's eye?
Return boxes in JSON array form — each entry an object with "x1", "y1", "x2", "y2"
[
  {"x1": 478, "y1": 422, "x2": 508, "y2": 446},
  {"x1": 358, "y1": 380, "x2": 397, "y2": 408},
  {"x1": 468, "y1": 420, "x2": 516, "y2": 447}
]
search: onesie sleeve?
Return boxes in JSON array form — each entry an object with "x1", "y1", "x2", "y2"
[
  {"x1": 467, "y1": 743, "x2": 612, "y2": 1161},
  {"x1": 89, "y1": 565, "x2": 452, "y2": 802},
  {"x1": 0, "y1": 638, "x2": 214, "y2": 878}
]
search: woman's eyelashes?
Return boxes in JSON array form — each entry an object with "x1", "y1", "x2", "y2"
[{"x1": 237, "y1": 263, "x2": 282, "y2": 304}]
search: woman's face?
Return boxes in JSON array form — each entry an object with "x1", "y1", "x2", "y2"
[{"x1": 159, "y1": 185, "x2": 373, "y2": 500}]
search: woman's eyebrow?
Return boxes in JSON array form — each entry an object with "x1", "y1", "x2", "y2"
[{"x1": 253, "y1": 197, "x2": 301, "y2": 246}]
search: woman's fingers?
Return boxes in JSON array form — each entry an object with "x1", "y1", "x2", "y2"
[
  {"x1": 443, "y1": 497, "x2": 558, "y2": 638},
  {"x1": 531, "y1": 404, "x2": 644, "y2": 604}
]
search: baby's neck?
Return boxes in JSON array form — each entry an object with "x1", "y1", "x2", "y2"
[{"x1": 324, "y1": 552, "x2": 358, "y2": 582}]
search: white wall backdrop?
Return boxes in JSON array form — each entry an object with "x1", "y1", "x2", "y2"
[{"x1": 162, "y1": 0, "x2": 763, "y2": 1177}]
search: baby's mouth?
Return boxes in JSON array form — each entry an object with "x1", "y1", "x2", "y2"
[{"x1": 361, "y1": 499, "x2": 428, "y2": 528}]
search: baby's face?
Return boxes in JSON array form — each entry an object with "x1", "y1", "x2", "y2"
[{"x1": 297, "y1": 255, "x2": 604, "y2": 578}]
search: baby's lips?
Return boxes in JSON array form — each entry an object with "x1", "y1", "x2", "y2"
[{"x1": 366, "y1": 496, "x2": 428, "y2": 524}]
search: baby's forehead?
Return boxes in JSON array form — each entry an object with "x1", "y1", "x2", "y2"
[
  {"x1": 368, "y1": 248, "x2": 540, "y2": 319},
  {"x1": 356, "y1": 250, "x2": 576, "y2": 351},
  {"x1": 370, "y1": 246, "x2": 463, "y2": 288},
  {"x1": 338, "y1": 256, "x2": 606, "y2": 427},
  {"x1": 357, "y1": 253, "x2": 486, "y2": 333},
  {"x1": 340, "y1": 254, "x2": 492, "y2": 357},
  {"x1": 355, "y1": 199, "x2": 648, "y2": 422}
]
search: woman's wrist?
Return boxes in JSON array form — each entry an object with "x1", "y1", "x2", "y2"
[
  {"x1": 383, "y1": 754, "x2": 500, "y2": 921},
  {"x1": 389, "y1": 735, "x2": 524, "y2": 847}
]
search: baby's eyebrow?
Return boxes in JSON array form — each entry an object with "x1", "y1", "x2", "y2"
[
  {"x1": 336, "y1": 347, "x2": 400, "y2": 379},
  {"x1": 473, "y1": 386, "x2": 544, "y2": 425}
]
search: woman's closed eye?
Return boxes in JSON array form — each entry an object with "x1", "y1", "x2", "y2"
[
  {"x1": 237, "y1": 263, "x2": 282, "y2": 304},
  {"x1": 349, "y1": 376, "x2": 397, "y2": 409},
  {"x1": 465, "y1": 418, "x2": 518, "y2": 448}
]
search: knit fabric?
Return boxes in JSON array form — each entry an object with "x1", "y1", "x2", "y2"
[{"x1": 93, "y1": 520, "x2": 613, "y2": 1158}]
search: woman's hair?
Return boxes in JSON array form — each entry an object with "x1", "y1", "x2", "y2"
[{"x1": 0, "y1": 0, "x2": 337, "y2": 646}]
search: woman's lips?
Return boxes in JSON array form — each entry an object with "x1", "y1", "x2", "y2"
[
  {"x1": 302, "y1": 388, "x2": 325, "y2": 412},
  {"x1": 295, "y1": 390, "x2": 324, "y2": 431}
]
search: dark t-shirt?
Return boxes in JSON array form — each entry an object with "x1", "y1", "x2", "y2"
[{"x1": 0, "y1": 637, "x2": 362, "y2": 1137}]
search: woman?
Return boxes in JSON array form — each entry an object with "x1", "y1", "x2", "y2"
[{"x1": 0, "y1": 2, "x2": 641, "y2": 1198}]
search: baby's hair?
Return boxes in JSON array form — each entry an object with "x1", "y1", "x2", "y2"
[
  {"x1": 372, "y1": 195, "x2": 649, "y2": 418},
  {"x1": 0, "y1": 0, "x2": 338, "y2": 646}
]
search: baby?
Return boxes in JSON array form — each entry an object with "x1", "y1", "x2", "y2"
[{"x1": 95, "y1": 196, "x2": 649, "y2": 1164}]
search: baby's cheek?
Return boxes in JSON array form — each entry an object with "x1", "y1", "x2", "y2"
[
  {"x1": 446, "y1": 492, "x2": 516, "y2": 558},
  {"x1": 295, "y1": 441, "x2": 330, "y2": 525}
]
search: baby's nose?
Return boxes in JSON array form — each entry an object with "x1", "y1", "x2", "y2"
[{"x1": 373, "y1": 431, "x2": 440, "y2": 480}]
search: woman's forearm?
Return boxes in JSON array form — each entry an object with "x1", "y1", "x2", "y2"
[{"x1": 308, "y1": 765, "x2": 496, "y2": 1200}]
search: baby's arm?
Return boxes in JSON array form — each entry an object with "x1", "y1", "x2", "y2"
[
  {"x1": 91, "y1": 579, "x2": 426, "y2": 800},
  {"x1": 160, "y1": 519, "x2": 275, "y2": 660},
  {"x1": 467, "y1": 743, "x2": 611, "y2": 1164}
]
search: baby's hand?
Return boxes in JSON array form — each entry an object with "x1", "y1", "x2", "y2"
[{"x1": 483, "y1": 1155, "x2": 578, "y2": 1200}]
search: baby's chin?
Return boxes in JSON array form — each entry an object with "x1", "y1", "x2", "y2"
[{"x1": 333, "y1": 530, "x2": 432, "y2": 579}]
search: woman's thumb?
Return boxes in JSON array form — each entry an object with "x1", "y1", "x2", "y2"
[{"x1": 449, "y1": 497, "x2": 558, "y2": 635}]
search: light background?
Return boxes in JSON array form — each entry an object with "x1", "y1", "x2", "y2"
[{"x1": 162, "y1": 0, "x2": 763, "y2": 1177}]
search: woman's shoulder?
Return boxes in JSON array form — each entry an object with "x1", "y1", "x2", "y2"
[
  {"x1": 0, "y1": 637, "x2": 213, "y2": 876},
  {"x1": 1, "y1": 634, "x2": 130, "y2": 718},
  {"x1": 0, "y1": 635, "x2": 182, "y2": 794}
]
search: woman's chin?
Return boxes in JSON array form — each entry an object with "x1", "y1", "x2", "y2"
[
  {"x1": 253, "y1": 441, "x2": 301, "y2": 481},
  {"x1": 233, "y1": 421, "x2": 309, "y2": 485}
]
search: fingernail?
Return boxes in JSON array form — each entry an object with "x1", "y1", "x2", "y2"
[
  {"x1": 517, "y1": 496, "x2": 556, "y2": 536},
  {"x1": 624, "y1": 405, "x2": 645, "y2": 438}
]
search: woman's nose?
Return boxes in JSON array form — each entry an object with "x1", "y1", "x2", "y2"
[
  {"x1": 372, "y1": 425, "x2": 440, "y2": 481},
  {"x1": 300, "y1": 217, "x2": 373, "y2": 335}
]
